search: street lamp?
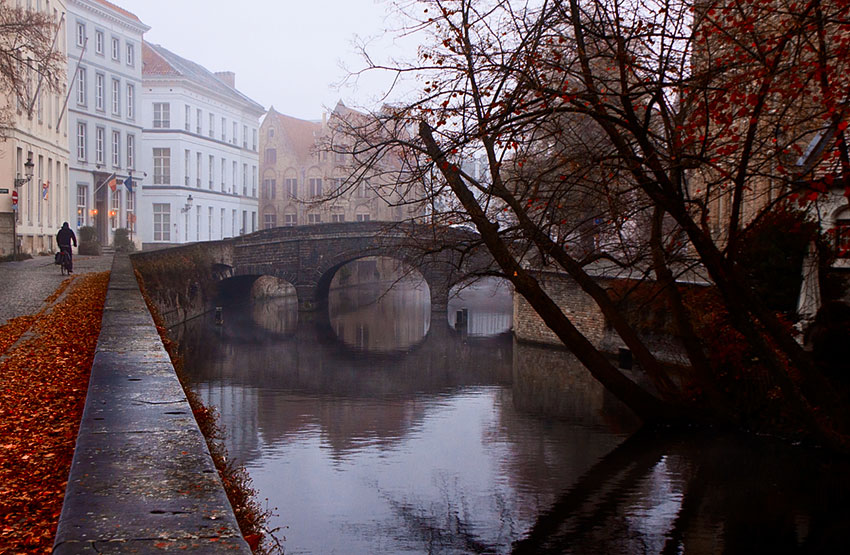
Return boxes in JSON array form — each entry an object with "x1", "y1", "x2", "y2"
[
  {"x1": 181, "y1": 194, "x2": 194, "y2": 213},
  {"x1": 11, "y1": 154, "x2": 34, "y2": 258}
]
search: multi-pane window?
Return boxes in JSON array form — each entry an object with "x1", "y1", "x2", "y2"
[
  {"x1": 221, "y1": 117, "x2": 226, "y2": 141},
  {"x1": 126, "y1": 134, "x2": 135, "y2": 169},
  {"x1": 232, "y1": 122, "x2": 237, "y2": 144},
  {"x1": 76, "y1": 122, "x2": 86, "y2": 161},
  {"x1": 263, "y1": 179, "x2": 276, "y2": 199},
  {"x1": 265, "y1": 148, "x2": 276, "y2": 164},
  {"x1": 232, "y1": 161, "x2": 237, "y2": 192},
  {"x1": 184, "y1": 150, "x2": 190, "y2": 186},
  {"x1": 208, "y1": 155, "x2": 214, "y2": 189},
  {"x1": 153, "y1": 203, "x2": 170, "y2": 241},
  {"x1": 153, "y1": 148, "x2": 170, "y2": 184},
  {"x1": 308, "y1": 178, "x2": 322, "y2": 197},
  {"x1": 331, "y1": 213, "x2": 345, "y2": 222},
  {"x1": 221, "y1": 159, "x2": 226, "y2": 191},
  {"x1": 76, "y1": 22, "x2": 85, "y2": 47},
  {"x1": 126, "y1": 43, "x2": 134, "y2": 66},
  {"x1": 95, "y1": 73, "x2": 104, "y2": 110},
  {"x1": 264, "y1": 214, "x2": 277, "y2": 229},
  {"x1": 153, "y1": 103, "x2": 170, "y2": 128},
  {"x1": 196, "y1": 108, "x2": 202, "y2": 134},
  {"x1": 185, "y1": 104, "x2": 191, "y2": 131},
  {"x1": 95, "y1": 127, "x2": 105, "y2": 165},
  {"x1": 242, "y1": 164, "x2": 247, "y2": 195},
  {"x1": 356, "y1": 213, "x2": 371, "y2": 222},
  {"x1": 111, "y1": 130, "x2": 120, "y2": 167},
  {"x1": 76, "y1": 185, "x2": 88, "y2": 228},
  {"x1": 220, "y1": 208, "x2": 226, "y2": 239},
  {"x1": 196, "y1": 152, "x2": 202, "y2": 187},
  {"x1": 111, "y1": 37, "x2": 119, "y2": 61},
  {"x1": 209, "y1": 113, "x2": 214, "y2": 138},
  {"x1": 110, "y1": 190, "x2": 120, "y2": 229},
  {"x1": 76, "y1": 68, "x2": 86, "y2": 105},
  {"x1": 308, "y1": 213, "x2": 321, "y2": 224},
  {"x1": 285, "y1": 178, "x2": 297, "y2": 198},
  {"x1": 252, "y1": 129, "x2": 257, "y2": 151},
  {"x1": 126, "y1": 192, "x2": 135, "y2": 232},
  {"x1": 208, "y1": 207, "x2": 213, "y2": 240},
  {"x1": 111, "y1": 78, "x2": 120, "y2": 114},
  {"x1": 95, "y1": 30, "x2": 103, "y2": 54},
  {"x1": 252, "y1": 166, "x2": 257, "y2": 197},
  {"x1": 284, "y1": 214, "x2": 297, "y2": 226},
  {"x1": 242, "y1": 125, "x2": 248, "y2": 148},
  {"x1": 126, "y1": 84, "x2": 134, "y2": 119}
]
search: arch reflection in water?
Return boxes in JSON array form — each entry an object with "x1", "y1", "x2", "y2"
[
  {"x1": 448, "y1": 277, "x2": 514, "y2": 336},
  {"x1": 328, "y1": 256, "x2": 431, "y2": 353},
  {"x1": 174, "y1": 282, "x2": 850, "y2": 554}
]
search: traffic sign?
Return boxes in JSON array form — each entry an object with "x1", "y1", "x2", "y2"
[{"x1": 11, "y1": 190, "x2": 18, "y2": 206}]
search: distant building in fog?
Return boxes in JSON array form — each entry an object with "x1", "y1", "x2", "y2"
[
  {"x1": 138, "y1": 42, "x2": 264, "y2": 248},
  {"x1": 258, "y1": 103, "x2": 423, "y2": 228}
]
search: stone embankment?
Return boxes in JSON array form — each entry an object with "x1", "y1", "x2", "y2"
[{"x1": 53, "y1": 255, "x2": 249, "y2": 553}]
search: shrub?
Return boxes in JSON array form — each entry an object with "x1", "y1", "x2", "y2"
[
  {"x1": 78, "y1": 225, "x2": 101, "y2": 256},
  {"x1": 112, "y1": 228, "x2": 136, "y2": 253}
]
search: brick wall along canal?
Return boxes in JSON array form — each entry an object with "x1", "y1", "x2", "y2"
[{"x1": 171, "y1": 276, "x2": 850, "y2": 554}]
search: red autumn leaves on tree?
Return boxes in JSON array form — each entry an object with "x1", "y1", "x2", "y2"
[
  {"x1": 0, "y1": 273, "x2": 109, "y2": 553},
  {"x1": 343, "y1": 0, "x2": 850, "y2": 449}
]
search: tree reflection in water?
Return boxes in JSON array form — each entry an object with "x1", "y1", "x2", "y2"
[{"x1": 172, "y1": 278, "x2": 850, "y2": 554}]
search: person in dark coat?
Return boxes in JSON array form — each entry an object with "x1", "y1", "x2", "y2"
[{"x1": 56, "y1": 222, "x2": 77, "y2": 273}]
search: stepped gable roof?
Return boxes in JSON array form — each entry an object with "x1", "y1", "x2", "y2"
[
  {"x1": 266, "y1": 108, "x2": 322, "y2": 162},
  {"x1": 142, "y1": 42, "x2": 264, "y2": 113},
  {"x1": 89, "y1": 0, "x2": 142, "y2": 22}
]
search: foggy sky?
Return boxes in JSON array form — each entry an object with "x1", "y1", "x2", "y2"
[{"x1": 116, "y1": 0, "x2": 416, "y2": 121}]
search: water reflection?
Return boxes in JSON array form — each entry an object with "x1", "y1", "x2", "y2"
[{"x1": 174, "y1": 280, "x2": 850, "y2": 554}]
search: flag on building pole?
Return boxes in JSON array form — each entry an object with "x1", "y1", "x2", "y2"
[
  {"x1": 107, "y1": 175, "x2": 118, "y2": 192},
  {"x1": 42, "y1": 181, "x2": 49, "y2": 200},
  {"x1": 123, "y1": 175, "x2": 133, "y2": 193}
]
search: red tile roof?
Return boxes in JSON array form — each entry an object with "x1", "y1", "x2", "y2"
[
  {"x1": 267, "y1": 109, "x2": 322, "y2": 162},
  {"x1": 89, "y1": 0, "x2": 142, "y2": 23}
]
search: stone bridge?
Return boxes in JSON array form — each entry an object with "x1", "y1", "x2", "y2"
[{"x1": 222, "y1": 221, "x2": 492, "y2": 312}]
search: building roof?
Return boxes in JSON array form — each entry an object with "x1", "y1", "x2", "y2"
[
  {"x1": 142, "y1": 42, "x2": 264, "y2": 114},
  {"x1": 264, "y1": 108, "x2": 323, "y2": 162},
  {"x1": 89, "y1": 0, "x2": 142, "y2": 22}
]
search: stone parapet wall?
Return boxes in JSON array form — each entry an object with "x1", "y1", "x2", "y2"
[{"x1": 0, "y1": 213, "x2": 13, "y2": 256}]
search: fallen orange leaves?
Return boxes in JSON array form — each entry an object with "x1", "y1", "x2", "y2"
[{"x1": 0, "y1": 272, "x2": 109, "y2": 553}]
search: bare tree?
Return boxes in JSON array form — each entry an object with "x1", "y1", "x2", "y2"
[
  {"x1": 0, "y1": 1, "x2": 64, "y2": 137},
  {"x1": 338, "y1": 0, "x2": 850, "y2": 449}
]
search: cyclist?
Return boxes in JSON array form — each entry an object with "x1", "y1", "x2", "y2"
[{"x1": 56, "y1": 222, "x2": 77, "y2": 274}]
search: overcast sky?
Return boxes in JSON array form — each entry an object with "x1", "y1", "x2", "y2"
[{"x1": 117, "y1": 0, "x2": 418, "y2": 121}]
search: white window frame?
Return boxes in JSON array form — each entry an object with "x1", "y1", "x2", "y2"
[
  {"x1": 126, "y1": 43, "x2": 134, "y2": 66},
  {"x1": 111, "y1": 36, "x2": 120, "y2": 61},
  {"x1": 111, "y1": 78, "x2": 120, "y2": 115},
  {"x1": 153, "y1": 203, "x2": 171, "y2": 242},
  {"x1": 111, "y1": 130, "x2": 120, "y2": 167},
  {"x1": 153, "y1": 148, "x2": 170, "y2": 185},
  {"x1": 76, "y1": 122, "x2": 86, "y2": 161},
  {"x1": 126, "y1": 84, "x2": 134, "y2": 119},
  {"x1": 126, "y1": 134, "x2": 135, "y2": 169},
  {"x1": 94, "y1": 30, "x2": 103, "y2": 55},
  {"x1": 76, "y1": 67, "x2": 86, "y2": 106},
  {"x1": 94, "y1": 72, "x2": 104, "y2": 111},
  {"x1": 95, "y1": 126, "x2": 105, "y2": 165},
  {"x1": 153, "y1": 103, "x2": 170, "y2": 128},
  {"x1": 76, "y1": 22, "x2": 85, "y2": 47}
]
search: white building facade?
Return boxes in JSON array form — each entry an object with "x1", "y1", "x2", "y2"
[
  {"x1": 139, "y1": 43, "x2": 263, "y2": 249},
  {"x1": 66, "y1": 0, "x2": 148, "y2": 247},
  {"x1": 0, "y1": 0, "x2": 69, "y2": 256}
]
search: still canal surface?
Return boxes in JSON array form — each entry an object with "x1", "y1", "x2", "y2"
[{"x1": 174, "y1": 272, "x2": 850, "y2": 554}]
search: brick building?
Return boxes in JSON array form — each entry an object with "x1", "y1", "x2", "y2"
[{"x1": 258, "y1": 102, "x2": 422, "y2": 228}]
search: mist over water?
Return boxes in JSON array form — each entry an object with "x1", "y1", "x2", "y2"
[{"x1": 174, "y1": 274, "x2": 850, "y2": 554}]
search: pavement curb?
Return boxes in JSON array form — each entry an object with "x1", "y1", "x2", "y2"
[{"x1": 52, "y1": 254, "x2": 250, "y2": 554}]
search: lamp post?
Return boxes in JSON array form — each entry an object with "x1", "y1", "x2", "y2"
[
  {"x1": 180, "y1": 194, "x2": 193, "y2": 244},
  {"x1": 12, "y1": 154, "x2": 35, "y2": 258}
]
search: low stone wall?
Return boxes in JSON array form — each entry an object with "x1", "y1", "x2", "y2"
[
  {"x1": 131, "y1": 241, "x2": 234, "y2": 327},
  {"x1": 513, "y1": 270, "x2": 688, "y2": 364},
  {"x1": 53, "y1": 254, "x2": 250, "y2": 553},
  {"x1": 0, "y1": 213, "x2": 14, "y2": 256}
]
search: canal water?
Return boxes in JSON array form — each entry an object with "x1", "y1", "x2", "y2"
[{"x1": 173, "y1": 274, "x2": 850, "y2": 554}]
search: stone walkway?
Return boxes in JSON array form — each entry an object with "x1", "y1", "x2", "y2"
[{"x1": 0, "y1": 253, "x2": 114, "y2": 326}]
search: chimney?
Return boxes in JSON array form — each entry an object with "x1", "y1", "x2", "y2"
[{"x1": 215, "y1": 71, "x2": 236, "y2": 88}]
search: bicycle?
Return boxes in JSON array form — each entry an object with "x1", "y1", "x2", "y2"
[{"x1": 56, "y1": 249, "x2": 72, "y2": 275}]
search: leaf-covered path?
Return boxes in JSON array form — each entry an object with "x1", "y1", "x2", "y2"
[{"x1": 0, "y1": 272, "x2": 110, "y2": 553}]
